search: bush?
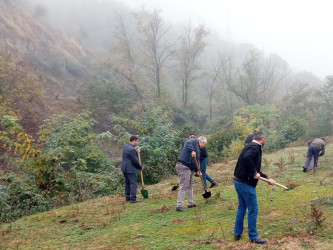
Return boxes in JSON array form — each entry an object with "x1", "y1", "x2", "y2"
[
  {"x1": 270, "y1": 118, "x2": 306, "y2": 150},
  {"x1": 206, "y1": 128, "x2": 239, "y2": 162},
  {"x1": 0, "y1": 112, "x2": 124, "y2": 222},
  {"x1": 112, "y1": 102, "x2": 180, "y2": 184}
]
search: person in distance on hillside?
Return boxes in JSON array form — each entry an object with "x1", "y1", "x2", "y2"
[
  {"x1": 121, "y1": 136, "x2": 143, "y2": 203},
  {"x1": 175, "y1": 136, "x2": 207, "y2": 212},
  {"x1": 303, "y1": 137, "x2": 325, "y2": 172},
  {"x1": 233, "y1": 131, "x2": 275, "y2": 244}
]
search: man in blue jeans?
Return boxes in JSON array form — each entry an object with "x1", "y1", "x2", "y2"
[
  {"x1": 303, "y1": 137, "x2": 325, "y2": 172},
  {"x1": 233, "y1": 131, "x2": 275, "y2": 244},
  {"x1": 200, "y1": 146, "x2": 216, "y2": 188}
]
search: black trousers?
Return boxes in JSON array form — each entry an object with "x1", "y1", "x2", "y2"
[{"x1": 123, "y1": 172, "x2": 138, "y2": 201}]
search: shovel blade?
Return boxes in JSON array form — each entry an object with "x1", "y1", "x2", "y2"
[
  {"x1": 202, "y1": 191, "x2": 211, "y2": 199},
  {"x1": 171, "y1": 185, "x2": 179, "y2": 191},
  {"x1": 141, "y1": 189, "x2": 148, "y2": 199}
]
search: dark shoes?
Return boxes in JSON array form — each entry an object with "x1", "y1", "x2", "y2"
[
  {"x1": 234, "y1": 234, "x2": 241, "y2": 241},
  {"x1": 176, "y1": 207, "x2": 188, "y2": 212},
  {"x1": 303, "y1": 167, "x2": 307, "y2": 172},
  {"x1": 130, "y1": 200, "x2": 142, "y2": 203},
  {"x1": 209, "y1": 183, "x2": 217, "y2": 188},
  {"x1": 188, "y1": 204, "x2": 198, "y2": 208},
  {"x1": 250, "y1": 236, "x2": 267, "y2": 244}
]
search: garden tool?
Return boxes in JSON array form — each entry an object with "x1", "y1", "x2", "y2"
[
  {"x1": 194, "y1": 158, "x2": 211, "y2": 199},
  {"x1": 260, "y1": 177, "x2": 289, "y2": 190},
  {"x1": 171, "y1": 183, "x2": 179, "y2": 191},
  {"x1": 138, "y1": 152, "x2": 148, "y2": 198}
]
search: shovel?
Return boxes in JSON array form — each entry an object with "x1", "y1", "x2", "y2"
[
  {"x1": 171, "y1": 183, "x2": 179, "y2": 191},
  {"x1": 138, "y1": 152, "x2": 148, "y2": 198},
  {"x1": 194, "y1": 158, "x2": 211, "y2": 199},
  {"x1": 259, "y1": 177, "x2": 289, "y2": 190}
]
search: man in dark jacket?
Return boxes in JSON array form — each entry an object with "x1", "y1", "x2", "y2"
[
  {"x1": 121, "y1": 136, "x2": 143, "y2": 203},
  {"x1": 303, "y1": 137, "x2": 325, "y2": 172},
  {"x1": 175, "y1": 136, "x2": 207, "y2": 212},
  {"x1": 233, "y1": 131, "x2": 275, "y2": 244}
]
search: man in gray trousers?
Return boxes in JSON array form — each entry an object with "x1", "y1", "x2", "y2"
[
  {"x1": 175, "y1": 136, "x2": 207, "y2": 212},
  {"x1": 121, "y1": 136, "x2": 143, "y2": 203}
]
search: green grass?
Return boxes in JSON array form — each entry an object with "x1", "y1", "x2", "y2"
[{"x1": 1, "y1": 144, "x2": 333, "y2": 249}]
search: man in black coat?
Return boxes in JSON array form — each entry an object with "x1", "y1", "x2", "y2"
[
  {"x1": 233, "y1": 131, "x2": 275, "y2": 244},
  {"x1": 121, "y1": 136, "x2": 143, "y2": 203}
]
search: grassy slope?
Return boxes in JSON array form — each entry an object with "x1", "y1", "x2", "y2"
[{"x1": 1, "y1": 144, "x2": 333, "y2": 249}]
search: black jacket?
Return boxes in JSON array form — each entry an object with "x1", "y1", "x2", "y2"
[
  {"x1": 234, "y1": 142, "x2": 268, "y2": 187},
  {"x1": 121, "y1": 143, "x2": 142, "y2": 174},
  {"x1": 244, "y1": 133, "x2": 254, "y2": 146},
  {"x1": 200, "y1": 147, "x2": 208, "y2": 161}
]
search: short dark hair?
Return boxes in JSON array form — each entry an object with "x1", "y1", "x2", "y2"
[
  {"x1": 189, "y1": 133, "x2": 196, "y2": 138},
  {"x1": 130, "y1": 136, "x2": 139, "y2": 142},
  {"x1": 253, "y1": 131, "x2": 265, "y2": 140}
]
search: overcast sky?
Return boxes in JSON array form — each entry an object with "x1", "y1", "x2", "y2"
[{"x1": 119, "y1": 0, "x2": 333, "y2": 80}]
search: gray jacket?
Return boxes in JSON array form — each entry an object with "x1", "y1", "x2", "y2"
[
  {"x1": 121, "y1": 143, "x2": 142, "y2": 174},
  {"x1": 309, "y1": 138, "x2": 325, "y2": 156}
]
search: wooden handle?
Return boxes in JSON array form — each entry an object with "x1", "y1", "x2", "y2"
[
  {"x1": 138, "y1": 151, "x2": 144, "y2": 187},
  {"x1": 194, "y1": 158, "x2": 208, "y2": 191},
  {"x1": 259, "y1": 177, "x2": 288, "y2": 190}
]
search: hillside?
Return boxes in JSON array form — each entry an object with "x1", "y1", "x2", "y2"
[
  {"x1": 0, "y1": 0, "x2": 92, "y2": 98},
  {"x1": 1, "y1": 144, "x2": 333, "y2": 249}
]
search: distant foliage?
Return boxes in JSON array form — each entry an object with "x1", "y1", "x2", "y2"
[
  {"x1": 0, "y1": 113, "x2": 123, "y2": 222},
  {"x1": 270, "y1": 118, "x2": 306, "y2": 150},
  {"x1": 112, "y1": 102, "x2": 180, "y2": 184},
  {"x1": 206, "y1": 128, "x2": 239, "y2": 162}
]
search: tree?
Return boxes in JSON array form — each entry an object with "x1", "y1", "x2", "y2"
[
  {"x1": 176, "y1": 22, "x2": 209, "y2": 108},
  {"x1": 104, "y1": 13, "x2": 144, "y2": 99},
  {"x1": 134, "y1": 8, "x2": 172, "y2": 98},
  {"x1": 226, "y1": 50, "x2": 289, "y2": 105}
]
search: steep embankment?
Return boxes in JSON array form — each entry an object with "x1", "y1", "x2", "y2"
[
  {"x1": 0, "y1": 1, "x2": 94, "y2": 136},
  {"x1": 1, "y1": 144, "x2": 333, "y2": 249},
  {"x1": 0, "y1": 0, "x2": 93, "y2": 96}
]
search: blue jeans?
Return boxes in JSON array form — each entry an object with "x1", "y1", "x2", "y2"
[
  {"x1": 234, "y1": 180, "x2": 258, "y2": 240},
  {"x1": 200, "y1": 157, "x2": 215, "y2": 187},
  {"x1": 304, "y1": 145, "x2": 320, "y2": 169}
]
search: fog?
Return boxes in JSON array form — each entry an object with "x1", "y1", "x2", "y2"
[
  {"x1": 120, "y1": 0, "x2": 333, "y2": 80},
  {"x1": 22, "y1": 0, "x2": 333, "y2": 81}
]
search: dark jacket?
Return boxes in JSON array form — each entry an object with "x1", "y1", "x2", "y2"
[
  {"x1": 178, "y1": 138, "x2": 201, "y2": 171},
  {"x1": 200, "y1": 147, "x2": 208, "y2": 161},
  {"x1": 244, "y1": 133, "x2": 254, "y2": 147},
  {"x1": 234, "y1": 142, "x2": 268, "y2": 187},
  {"x1": 121, "y1": 143, "x2": 142, "y2": 174}
]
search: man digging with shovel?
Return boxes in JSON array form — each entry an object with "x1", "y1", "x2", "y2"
[
  {"x1": 233, "y1": 131, "x2": 275, "y2": 244},
  {"x1": 175, "y1": 136, "x2": 207, "y2": 212}
]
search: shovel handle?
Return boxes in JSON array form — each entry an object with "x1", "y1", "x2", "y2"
[
  {"x1": 194, "y1": 158, "x2": 208, "y2": 192},
  {"x1": 138, "y1": 151, "x2": 144, "y2": 187},
  {"x1": 259, "y1": 177, "x2": 288, "y2": 190}
]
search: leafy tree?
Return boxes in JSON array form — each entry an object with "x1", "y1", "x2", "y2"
[
  {"x1": 176, "y1": 22, "x2": 209, "y2": 108},
  {"x1": 134, "y1": 8, "x2": 172, "y2": 98},
  {"x1": 104, "y1": 13, "x2": 144, "y2": 99},
  {"x1": 112, "y1": 102, "x2": 180, "y2": 183}
]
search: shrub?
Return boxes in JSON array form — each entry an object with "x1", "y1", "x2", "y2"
[{"x1": 112, "y1": 102, "x2": 180, "y2": 184}]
